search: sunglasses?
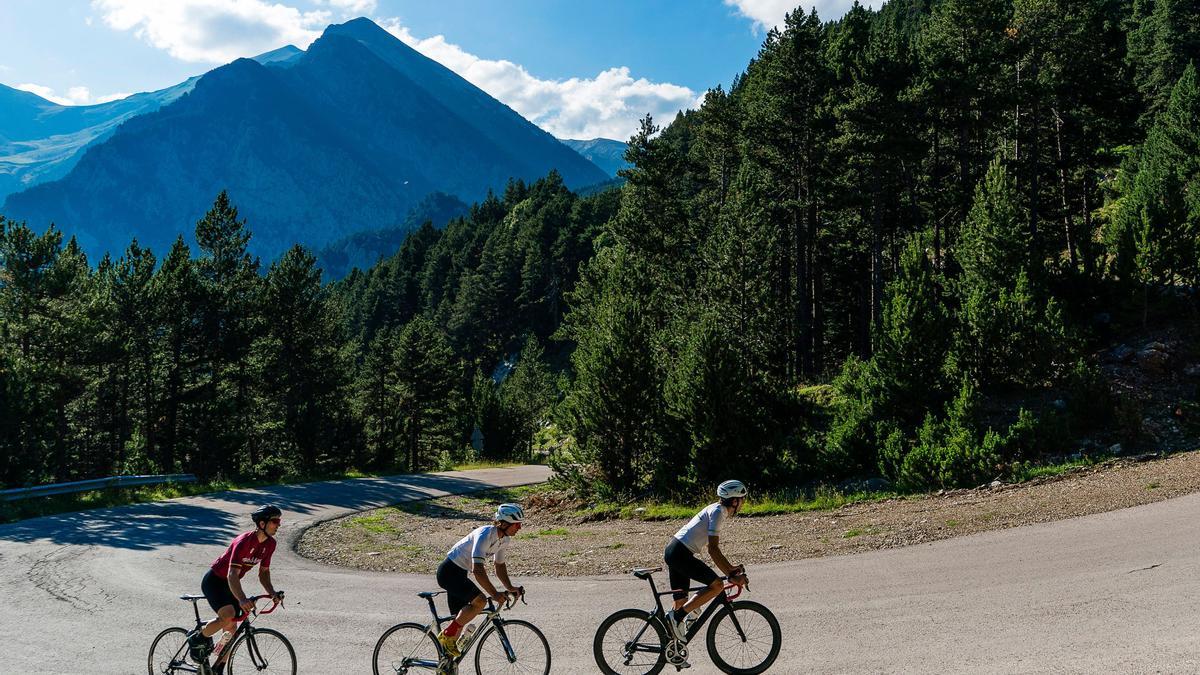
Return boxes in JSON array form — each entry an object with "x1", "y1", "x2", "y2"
[{"x1": 268, "y1": 518, "x2": 282, "y2": 525}]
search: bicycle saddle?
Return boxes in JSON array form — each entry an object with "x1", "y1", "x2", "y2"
[
  {"x1": 417, "y1": 590, "x2": 446, "y2": 599},
  {"x1": 632, "y1": 567, "x2": 662, "y2": 579},
  {"x1": 179, "y1": 594, "x2": 206, "y2": 602}
]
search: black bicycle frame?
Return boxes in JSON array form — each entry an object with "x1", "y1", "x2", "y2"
[
  {"x1": 178, "y1": 602, "x2": 257, "y2": 674},
  {"x1": 624, "y1": 572, "x2": 750, "y2": 657},
  {"x1": 419, "y1": 593, "x2": 516, "y2": 664}
]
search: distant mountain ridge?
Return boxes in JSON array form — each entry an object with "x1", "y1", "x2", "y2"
[
  {"x1": 0, "y1": 47, "x2": 304, "y2": 204},
  {"x1": 1, "y1": 18, "x2": 608, "y2": 260},
  {"x1": 560, "y1": 138, "x2": 630, "y2": 177}
]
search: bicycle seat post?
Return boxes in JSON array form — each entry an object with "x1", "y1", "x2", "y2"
[{"x1": 192, "y1": 599, "x2": 202, "y2": 627}]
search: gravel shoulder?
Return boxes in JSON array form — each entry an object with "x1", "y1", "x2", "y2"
[{"x1": 297, "y1": 450, "x2": 1200, "y2": 577}]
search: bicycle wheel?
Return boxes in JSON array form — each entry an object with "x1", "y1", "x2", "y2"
[
  {"x1": 473, "y1": 619, "x2": 550, "y2": 675},
  {"x1": 148, "y1": 626, "x2": 197, "y2": 675},
  {"x1": 226, "y1": 627, "x2": 296, "y2": 675},
  {"x1": 705, "y1": 601, "x2": 781, "y2": 675},
  {"x1": 593, "y1": 609, "x2": 668, "y2": 675},
  {"x1": 373, "y1": 622, "x2": 442, "y2": 674}
]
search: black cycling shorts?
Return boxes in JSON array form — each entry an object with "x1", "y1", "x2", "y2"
[
  {"x1": 437, "y1": 557, "x2": 482, "y2": 615},
  {"x1": 201, "y1": 568, "x2": 243, "y2": 617},
  {"x1": 664, "y1": 537, "x2": 719, "y2": 601}
]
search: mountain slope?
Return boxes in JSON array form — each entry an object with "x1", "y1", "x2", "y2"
[
  {"x1": 0, "y1": 19, "x2": 607, "y2": 260},
  {"x1": 560, "y1": 138, "x2": 630, "y2": 177},
  {"x1": 0, "y1": 47, "x2": 303, "y2": 203}
]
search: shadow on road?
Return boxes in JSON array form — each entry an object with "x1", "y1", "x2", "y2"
[
  {"x1": 0, "y1": 501, "x2": 239, "y2": 550},
  {"x1": 0, "y1": 470, "x2": 533, "y2": 551}
]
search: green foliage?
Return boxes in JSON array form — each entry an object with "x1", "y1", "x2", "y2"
[
  {"x1": 887, "y1": 380, "x2": 1003, "y2": 491},
  {"x1": 1110, "y1": 63, "x2": 1200, "y2": 291}
]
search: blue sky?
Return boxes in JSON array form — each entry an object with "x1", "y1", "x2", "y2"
[{"x1": 0, "y1": 1, "x2": 873, "y2": 139}]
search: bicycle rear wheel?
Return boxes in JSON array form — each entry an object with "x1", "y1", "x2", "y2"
[
  {"x1": 705, "y1": 601, "x2": 781, "y2": 675},
  {"x1": 593, "y1": 609, "x2": 668, "y2": 675},
  {"x1": 373, "y1": 622, "x2": 442, "y2": 674},
  {"x1": 473, "y1": 619, "x2": 550, "y2": 674},
  {"x1": 226, "y1": 627, "x2": 296, "y2": 675},
  {"x1": 148, "y1": 626, "x2": 197, "y2": 674}
]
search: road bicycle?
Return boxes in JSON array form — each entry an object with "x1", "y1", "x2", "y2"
[
  {"x1": 593, "y1": 567, "x2": 781, "y2": 674},
  {"x1": 148, "y1": 592, "x2": 295, "y2": 674},
  {"x1": 373, "y1": 589, "x2": 550, "y2": 674}
]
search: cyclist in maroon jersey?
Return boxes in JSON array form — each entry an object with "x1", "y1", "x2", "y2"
[{"x1": 187, "y1": 505, "x2": 284, "y2": 669}]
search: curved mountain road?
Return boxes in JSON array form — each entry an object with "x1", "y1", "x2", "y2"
[{"x1": 2, "y1": 466, "x2": 1198, "y2": 673}]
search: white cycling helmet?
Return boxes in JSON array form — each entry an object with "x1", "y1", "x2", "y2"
[
  {"x1": 717, "y1": 480, "x2": 748, "y2": 499},
  {"x1": 494, "y1": 503, "x2": 525, "y2": 523}
]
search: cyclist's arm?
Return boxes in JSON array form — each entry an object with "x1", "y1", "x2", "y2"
[
  {"x1": 706, "y1": 535, "x2": 737, "y2": 576},
  {"x1": 471, "y1": 562, "x2": 502, "y2": 599},
  {"x1": 227, "y1": 567, "x2": 250, "y2": 604},
  {"x1": 494, "y1": 562, "x2": 521, "y2": 594},
  {"x1": 258, "y1": 567, "x2": 279, "y2": 601}
]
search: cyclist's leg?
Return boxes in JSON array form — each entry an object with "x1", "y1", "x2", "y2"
[
  {"x1": 436, "y1": 558, "x2": 485, "y2": 651},
  {"x1": 666, "y1": 540, "x2": 721, "y2": 616},
  {"x1": 200, "y1": 569, "x2": 239, "y2": 638},
  {"x1": 664, "y1": 540, "x2": 691, "y2": 612}
]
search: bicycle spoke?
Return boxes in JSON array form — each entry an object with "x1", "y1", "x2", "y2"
[
  {"x1": 594, "y1": 611, "x2": 665, "y2": 675},
  {"x1": 476, "y1": 621, "x2": 549, "y2": 675},
  {"x1": 374, "y1": 623, "x2": 440, "y2": 674},
  {"x1": 707, "y1": 602, "x2": 781, "y2": 674}
]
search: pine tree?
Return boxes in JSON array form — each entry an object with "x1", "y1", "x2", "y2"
[
  {"x1": 1112, "y1": 63, "x2": 1200, "y2": 294},
  {"x1": 393, "y1": 317, "x2": 459, "y2": 472},
  {"x1": 193, "y1": 191, "x2": 263, "y2": 478},
  {"x1": 257, "y1": 245, "x2": 348, "y2": 473}
]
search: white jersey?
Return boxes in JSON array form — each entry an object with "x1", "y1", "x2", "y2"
[
  {"x1": 673, "y1": 502, "x2": 728, "y2": 555},
  {"x1": 447, "y1": 524, "x2": 511, "y2": 570}
]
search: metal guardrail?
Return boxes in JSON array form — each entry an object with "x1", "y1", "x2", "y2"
[{"x1": 0, "y1": 474, "x2": 197, "y2": 501}]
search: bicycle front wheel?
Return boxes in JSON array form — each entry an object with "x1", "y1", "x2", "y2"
[
  {"x1": 148, "y1": 626, "x2": 196, "y2": 675},
  {"x1": 593, "y1": 609, "x2": 667, "y2": 675},
  {"x1": 226, "y1": 627, "x2": 297, "y2": 675},
  {"x1": 373, "y1": 622, "x2": 442, "y2": 674},
  {"x1": 705, "y1": 601, "x2": 781, "y2": 675},
  {"x1": 473, "y1": 619, "x2": 550, "y2": 674}
]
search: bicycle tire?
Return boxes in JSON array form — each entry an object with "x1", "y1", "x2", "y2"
[
  {"x1": 705, "y1": 601, "x2": 781, "y2": 675},
  {"x1": 148, "y1": 626, "x2": 195, "y2": 675},
  {"x1": 473, "y1": 619, "x2": 551, "y2": 675},
  {"x1": 593, "y1": 608, "x2": 668, "y2": 675},
  {"x1": 373, "y1": 622, "x2": 442, "y2": 675},
  {"x1": 226, "y1": 627, "x2": 296, "y2": 675}
]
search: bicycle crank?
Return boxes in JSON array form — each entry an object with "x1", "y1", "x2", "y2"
[{"x1": 665, "y1": 640, "x2": 689, "y2": 667}]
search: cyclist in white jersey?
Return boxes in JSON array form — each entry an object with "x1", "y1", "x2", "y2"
[
  {"x1": 663, "y1": 480, "x2": 749, "y2": 642},
  {"x1": 434, "y1": 503, "x2": 526, "y2": 657}
]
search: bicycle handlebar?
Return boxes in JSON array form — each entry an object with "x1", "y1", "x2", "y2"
[{"x1": 239, "y1": 591, "x2": 284, "y2": 619}]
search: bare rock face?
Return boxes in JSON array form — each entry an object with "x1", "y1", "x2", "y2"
[{"x1": 1135, "y1": 342, "x2": 1172, "y2": 374}]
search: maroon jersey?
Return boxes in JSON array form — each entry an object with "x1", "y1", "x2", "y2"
[{"x1": 212, "y1": 531, "x2": 276, "y2": 579}]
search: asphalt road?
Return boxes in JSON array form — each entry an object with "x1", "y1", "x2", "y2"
[{"x1": 2, "y1": 466, "x2": 1199, "y2": 673}]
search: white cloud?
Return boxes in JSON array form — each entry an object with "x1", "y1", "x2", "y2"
[
  {"x1": 321, "y1": 0, "x2": 376, "y2": 12},
  {"x1": 91, "y1": 0, "x2": 332, "y2": 63},
  {"x1": 379, "y1": 19, "x2": 696, "y2": 140},
  {"x1": 725, "y1": 0, "x2": 883, "y2": 31},
  {"x1": 15, "y1": 83, "x2": 130, "y2": 106}
]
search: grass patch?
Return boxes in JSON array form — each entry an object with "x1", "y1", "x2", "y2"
[
  {"x1": 347, "y1": 513, "x2": 399, "y2": 534},
  {"x1": 579, "y1": 486, "x2": 898, "y2": 522},
  {"x1": 1146, "y1": 482, "x2": 1161, "y2": 490},
  {"x1": 604, "y1": 542, "x2": 626, "y2": 550},
  {"x1": 945, "y1": 519, "x2": 960, "y2": 528},
  {"x1": 843, "y1": 528, "x2": 865, "y2": 538},
  {"x1": 449, "y1": 460, "x2": 526, "y2": 471},
  {"x1": 1010, "y1": 453, "x2": 1113, "y2": 483}
]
